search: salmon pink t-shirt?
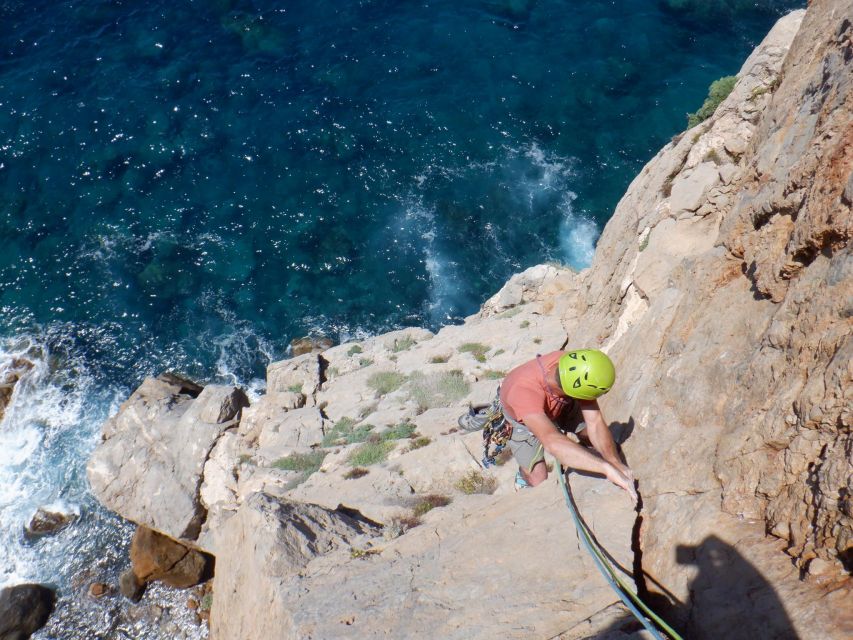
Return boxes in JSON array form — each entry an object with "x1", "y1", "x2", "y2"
[{"x1": 500, "y1": 351, "x2": 574, "y2": 424}]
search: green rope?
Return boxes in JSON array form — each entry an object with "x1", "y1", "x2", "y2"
[{"x1": 557, "y1": 467, "x2": 685, "y2": 640}]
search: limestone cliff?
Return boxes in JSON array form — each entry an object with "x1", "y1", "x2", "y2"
[{"x1": 87, "y1": 2, "x2": 852, "y2": 639}]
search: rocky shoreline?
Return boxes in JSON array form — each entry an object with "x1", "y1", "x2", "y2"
[{"x1": 17, "y1": 1, "x2": 849, "y2": 638}]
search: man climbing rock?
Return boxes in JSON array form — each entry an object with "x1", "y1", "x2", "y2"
[{"x1": 463, "y1": 349, "x2": 637, "y2": 501}]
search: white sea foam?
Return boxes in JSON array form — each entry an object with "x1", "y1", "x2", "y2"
[{"x1": 558, "y1": 191, "x2": 599, "y2": 269}]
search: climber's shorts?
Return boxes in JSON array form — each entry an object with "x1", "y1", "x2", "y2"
[{"x1": 506, "y1": 402, "x2": 586, "y2": 472}]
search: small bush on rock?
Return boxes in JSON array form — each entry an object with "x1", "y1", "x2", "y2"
[
  {"x1": 272, "y1": 451, "x2": 326, "y2": 474},
  {"x1": 412, "y1": 494, "x2": 452, "y2": 517},
  {"x1": 407, "y1": 370, "x2": 470, "y2": 412},
  {"x1": 322, "y1": 417, "x2": 374, "y2": 447},
  {"x1": 458, "y1": 342, "x2": 489, "y2": 362},
  {"x1": 455, "y1": 470, "x2": 497, "y2": 495},
  {"x1": 347, "y1": 440, "x2": 396, "y2": 466},
  {"x1": 367, "y1": 371, "x2": 407, "y2": 396},
  {"x1": 344, "y1": 467, "x2": 370, "y2": 479},
  {"x1": 380, "y1": 422, "x2": 416, "y2": 441},
  {"x1": 687, "y1": 75, "x2": 737, "y2": 128},
  {"x1": 407, "y1": 436, "x2": 431, "y2": 451},
  {"x1": 347, "y1": 344, "x2": 363, "y2": 356},
  {"x1": 392, "y1": 336, "x2": 416, "y2": 352}
]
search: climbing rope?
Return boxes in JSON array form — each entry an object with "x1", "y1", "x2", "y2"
[{"x1": 557, "y1": 466, "x2": 685, "y2": 640}]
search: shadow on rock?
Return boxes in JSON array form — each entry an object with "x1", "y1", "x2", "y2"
[{"x1": 672, "y1": 535, "x2": 799, "y2": 640}]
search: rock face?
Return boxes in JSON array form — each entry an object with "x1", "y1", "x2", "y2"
[
  {"x1": 0, "y1": 584, "x2": 56, "y2": 640},
  {"x1": 211, "y1": 475, "x2": 637, "y2": 640},
  {"x1": 552, "y1": 1, "x2": 851, "y2": 636},
  {"x1": 86, "y1": 2, "x2": 852, "y2": 639}
]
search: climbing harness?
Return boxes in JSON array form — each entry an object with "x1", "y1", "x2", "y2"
[
  {"x1": 558, "y1": 466, "x2": 684, "y2": 640},
  {"x1": 480, "y1": 402, "x2": 512, "y2": 468}
]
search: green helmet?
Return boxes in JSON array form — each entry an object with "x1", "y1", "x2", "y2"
[{"x1": 558, "y1": 349, "x2": 615, "y2": 400}]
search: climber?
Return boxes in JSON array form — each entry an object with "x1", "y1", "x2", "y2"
[{"x1": 464, "y1": 349, "x2": 637, "y2": 500}]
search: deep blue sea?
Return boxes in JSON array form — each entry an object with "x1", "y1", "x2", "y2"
[{"x1": 0, "y1": 0, "x2": 800, "y2": 637}]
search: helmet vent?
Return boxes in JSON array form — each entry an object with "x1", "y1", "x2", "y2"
[{"x1": 573, "y1": 378, "x2": 582, "y2": 389}]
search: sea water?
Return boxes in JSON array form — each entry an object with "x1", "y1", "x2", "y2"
[{"x1": 0, "y1": 0, "x2": 799, "y2": 636}]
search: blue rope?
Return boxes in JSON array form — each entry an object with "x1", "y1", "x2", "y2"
[{"x1": 557, "y1": 467, "x2": 679, "y2": 640}]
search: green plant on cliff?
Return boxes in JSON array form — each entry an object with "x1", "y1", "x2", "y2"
[
  {"x1": 412, "y1": 494, "x2": 452, "y2": 517},
  {"x1": 455, "y1": 470, "x2": 497, "y2": 495},
  {"x1": 272, "y1": 451, "x2": 326, "y2": 474},
  {"x1": 379, "y1": 421, "x2": 417, "y2": 441},
  {"x1": 391, "y1": 335, "x2": 417, "y2": 352},
  {"x1": 367, "y1": 370, "x2": 407, "y2": 396},
  {"x1": 347, "y1": 440, "x2": 396, "y2": 466},
  {"x1": 321, "y1": 417, "x2": 375, "y2": 447},
  {"x1": 687, "y1": 75, "x2": 737, "y2": 128},
  {"x1": 407, "y1": 370, "x2": 470, "y2": 411},
  {"x1": 458, "y1": 342, "x2": 489, "y2": 362}
]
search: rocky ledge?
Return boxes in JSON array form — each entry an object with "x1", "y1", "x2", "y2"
[{"x1": 87, "y1": 1, "x2": 852, "y2": 639}]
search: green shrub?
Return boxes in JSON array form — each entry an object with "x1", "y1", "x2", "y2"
[
  {"x1": 704, "y1": 148, "x2": 722, "y2": 165},
  {"x1": 380, "y1": 422, "x2": 417, "y2": 441},
  {"x1": 200, "y1": 593, "x2": 213, "y2": 612},
  {"x1": 481, "y1": 369, "x2": 506, "y2": 380},
  {"x1": 407, "y1": 370, "x2": 470, "y2": 411},
  {"x1": 532, "y1": 337, "x2": 542, "y2": 345},
  {"x1": 392, "y1": 336, "x2": 416, "y2": 352},
  {"x1": 287, "y1": 383, "x2": 303, "y2": 394},
  {"x1": 412, "y1": 494, "x2": 452, "y2": 517},
  {"x1": 407, "y1": 436, "x2": 431, "y2": 451},
  {"x1": 430, "y1": 354, "x2": 450, "y2": 364},
  {"x1": 344, "y1": 467, "x2": 370, "y2": 480},
  {"x1": 359, "y1": 357, "x2": 373, "y2": 368},
  {"x1": 458, "y1": 342, "x2": 489, "y2": 362},
  {"x1": 493, "y1": 349, "x2": 505, "y2": 357},
  {"x1": 272, "y1": 451, "x2": 326, "y2": 474},
  {"x1": 497, "y1": 306, "x2": 524, "y2": 318},
  {"x1": 455, "y1": 470, "x2": 497, "y2": 495},
  {"x1": 322, "y1": 417, "x2": 375, "y2": 447},
  {"x1": 367, "y1": 371, "x2": 407, "y2": 396},
  {"x1": 687, "y1": 75, "x2": 737, "y2": 128},
  {"x1": 519, "y1": 320, "x2": 530, "y2": 329},
  {"x1": 347, "y1": 440, "x2": 396, "y2": 466},
  {"x1": 347, "y1": 344, "x2": 363, "y2": 356}
]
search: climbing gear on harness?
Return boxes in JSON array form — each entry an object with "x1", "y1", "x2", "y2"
[
  {"x1": 457, "y1": 394, "x2": 512, "y2": 468},
  {"x1": 514, "y1": 469, "x2": 530, "y2": 491},
  {"x1": 558, "y1": 466, "x2": 684, "y2": 640},
  {"x1": 558, "y1": 349, "x2": 615, "y2": 400}
]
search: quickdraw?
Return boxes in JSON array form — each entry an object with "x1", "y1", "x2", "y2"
[{"x1": 481, "y1": 409, "x2": 512, "y2": 468}]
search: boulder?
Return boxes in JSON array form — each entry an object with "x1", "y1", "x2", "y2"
[
  {"x1": 255, "y1": 407, "x2": 325, "y2": 461},
  {"x1": 237, "y1": 391, "x2": 305, "y2": 445},
  {"x1": 267, "y1": 353, "x2": 322, "y2": 399},
  {"x1": 290, "y1": 335, "x2": 334, "y2": 356},
  {"x1": 130, "y1": 525, "x2": 213, "y2": 589},
  {"x1": 0, "y1": 583, "x2": 55, "y2": 639},
  {"x1": 87, "y1": 376, "x2": 248, "y2": 542},
  {"x1": 23, "y1": 504, "x2": 79, "y2": 538},
  {"x1": 0, "y1": 357, "x2": 33, "y2": 423}
]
